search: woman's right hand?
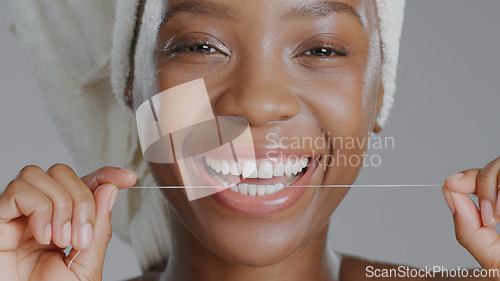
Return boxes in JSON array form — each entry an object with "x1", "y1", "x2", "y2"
[{"x1": 0, "y1": 164, "x2": 136, "y2": 281}]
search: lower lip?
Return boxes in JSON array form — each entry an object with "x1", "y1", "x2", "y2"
[{"x1": 209, "y1": 160, "x2": 318, "y2": 217}]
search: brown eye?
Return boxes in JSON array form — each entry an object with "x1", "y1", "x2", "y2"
[
  {"x1": 172, "y1": 41, "x2": 219, "y2": 54},
  {"x1": 293, "y1": 34, "x2": 350, "y2": 63},
  {"x1": 156, "y1": 32, "x2": 229, "y2": 70},
  {"x1": 305, "y1": 47, "x2": 337, "y2": 57},
  {"x1": 187, "y1": 44, "x2": 217, "y2": 54}
]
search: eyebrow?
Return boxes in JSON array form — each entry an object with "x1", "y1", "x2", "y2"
[
  {"x1": 162, "y1": 1, "x2": 235, "y2": 25},
  {"x1": 161, "y1": 1, "x2": 362, "y2": 26},
  {"x1": 280, "y1": 1, "x2": 362, "y2": 24}
]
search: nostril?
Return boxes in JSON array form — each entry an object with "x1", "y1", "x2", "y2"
[{"x1": 271, "y1": 116, "x2": 293, "y2": 123}]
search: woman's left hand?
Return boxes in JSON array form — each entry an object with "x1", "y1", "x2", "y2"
[{"x1": 443, "y1": 156, "x2": 500, "y2": 279}]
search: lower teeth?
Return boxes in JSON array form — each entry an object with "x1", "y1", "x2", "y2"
[
  {"x1": 206, "y1": 165, "x2": 301, "y2": 196},
  {"x1": 229, "y1": 183, "x2": 285, "y2": 196}
]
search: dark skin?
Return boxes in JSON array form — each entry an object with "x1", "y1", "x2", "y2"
[
  {"x1": 128, "y1": 0, "x2": 380, "y2": 280},
  {"x1": 125, "y1": 0, "x2": 499, "y2": 281}
]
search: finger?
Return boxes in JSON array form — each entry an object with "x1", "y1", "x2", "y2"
[
  {"x1": 80, "y1": 166, "x2": 137, "y2": 191},
  {"x1": 18, "y1": 165, "x2": 73, "y2": 248},
  {"x1": 65, "y1": 184, "x2": 118, "y2": 279},
  {"x1": 47, "y1": 164, "x2": 95, "y2": 251},
  {"x1": 0, "y1": 179, "x2": 52, "y2": 248},
  {"x1": 444, "y1": 169, "x2": 480, "y2": 194},
  {"x1": 477, "y1": 158, "x2": 500, "y2": 226},
  {"x1": 448, "y1": 189, "x2": 500, "y2": 270}
]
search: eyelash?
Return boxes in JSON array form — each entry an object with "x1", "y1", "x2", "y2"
[
  {"x1": 170, "y1": 40, "x2": 219, "y2": 55},
  {"x1": 166, "y1": 41, "x2": 348, "y2": 59},
  {"x1": 300, "y1": 44, "x2": 348, "y2": 58}
]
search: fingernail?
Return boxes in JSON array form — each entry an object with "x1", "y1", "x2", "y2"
[
  {"x1": 93, "y1": 185, "x2": 103, "y2": 196},
  {"x1": 78, "y1": 223, "x2": 93, "y2": 249},
  {"x1": 443, "y1": 189, "x2": 455, "y2": 215},
  {"x1": 118, "y1": 168, "x2": 135, "y2": 176},
  {"x1": 109, "y1": 189, "x2": 118, "y2": 212},
  {"x1": 44, "y1": 224, "x2": 52, "y2": 245},
  {"x1": 62, "y1": 222, "x2": 72, "y2": 247},
  {"x1": 447, "y1": 172, "x2": 464, "y2": 181},
  {"x1": 480, "y1": 200, "x2": 495, "y2": 226}
]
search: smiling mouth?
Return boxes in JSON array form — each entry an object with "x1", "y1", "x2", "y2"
[{"x1": 203, "y1": 156, "x2": 310, "y2": 196}]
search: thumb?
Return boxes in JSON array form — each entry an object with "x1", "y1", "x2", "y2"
[
  {"x1": 65, "y1": 184, "x2": 118, "y2": 280},
  {"x1": 80, "y1": 166, "x2": 136, "y2": 192}
]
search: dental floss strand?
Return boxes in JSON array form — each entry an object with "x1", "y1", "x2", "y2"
[
  {"x1": 130, "y1": 184, "x2": 443, "y2": 189},
  {"x1": 67, "y1": 250, "x2": 81, "y2": 269}
]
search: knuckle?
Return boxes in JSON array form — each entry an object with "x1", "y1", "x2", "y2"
[
  {"x1": 53, "y1": 196, "x2": 73, "y2": 212},
  {"x1": 7, "y1": 178, "x2": 22, "y2": 190},
  {"x1": 47, "y1": 163, "x2": 73, "y2": 176},
  {"x1": 18, "y1": 165, "x2": 43, "y2": 179},
  {"x1": 477, "y1": 172, "x2": 494, "y2": 187},
  {"x1": 4, "y1": 179, "x2": 26, "y2": 197},
  {"x1": 37, "y1": 199, "x2": 53, "y2": 214}
]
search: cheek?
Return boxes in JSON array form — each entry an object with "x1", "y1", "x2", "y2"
[
  {"x1": 156, "y1": 66, "x2": 206, "y2": 92},
  {"x1": 297, "y1": 65, "x2": 379, "y2": 186},
  {"x1": 149, "y1": 163, "x2": 184, "y2": 186},
  {"x1": 300, "y1": 69, "x2": 368, "y2": 138},
  {"x1": 313, "y1": 188, "x2": 349, "y2": 225}
]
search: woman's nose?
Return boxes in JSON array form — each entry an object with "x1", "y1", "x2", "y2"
[{"x1": 215, "y1": 69, "x2": 300, "y2": 126}]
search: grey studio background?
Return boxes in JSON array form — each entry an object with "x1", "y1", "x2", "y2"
[{"x1": 1, "y1": 0, "x2": 499, "y2": 280}]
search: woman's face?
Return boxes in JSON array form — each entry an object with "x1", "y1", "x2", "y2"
[{"x1": 132, "y1": 0, "x2": 383, "y2": 267}]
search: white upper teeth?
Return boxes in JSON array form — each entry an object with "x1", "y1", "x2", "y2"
[
  {"x1": 204, "y1": 157, "x2": 308, "y2": 179},
  {"x1": 242, "y1": 160, "x2": 258, "y2": 178},
  {"x1": 258, "y1": 161, "x2": 273, "y2": 179},
  {"x1": 300, "y1": 157, "x2": 308, "y2": 168},
  {"x1": 230, "y1": 161, "x2": 242, "y2": 176},
  {"x1": 221, "y1": 159, "x2": 230, "y2": 175},
  {"x1": 284, "y1": 161, "x2": 293, "y2": 177},
  {"x1": 274, "y1": 162, "x2": 284, "y2": 177}
]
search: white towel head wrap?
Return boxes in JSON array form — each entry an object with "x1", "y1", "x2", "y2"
[{"x1": 9, "y1": 0, "x2": 405, "y2": 272}]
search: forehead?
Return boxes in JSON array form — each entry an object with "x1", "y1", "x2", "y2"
[{"x1": 160, "y1": 0, "x2": 378, "y2": 30}]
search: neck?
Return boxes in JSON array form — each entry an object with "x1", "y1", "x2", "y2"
[{"x1": 160, "y1": 213, "x2": 339, "y2": 281}]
